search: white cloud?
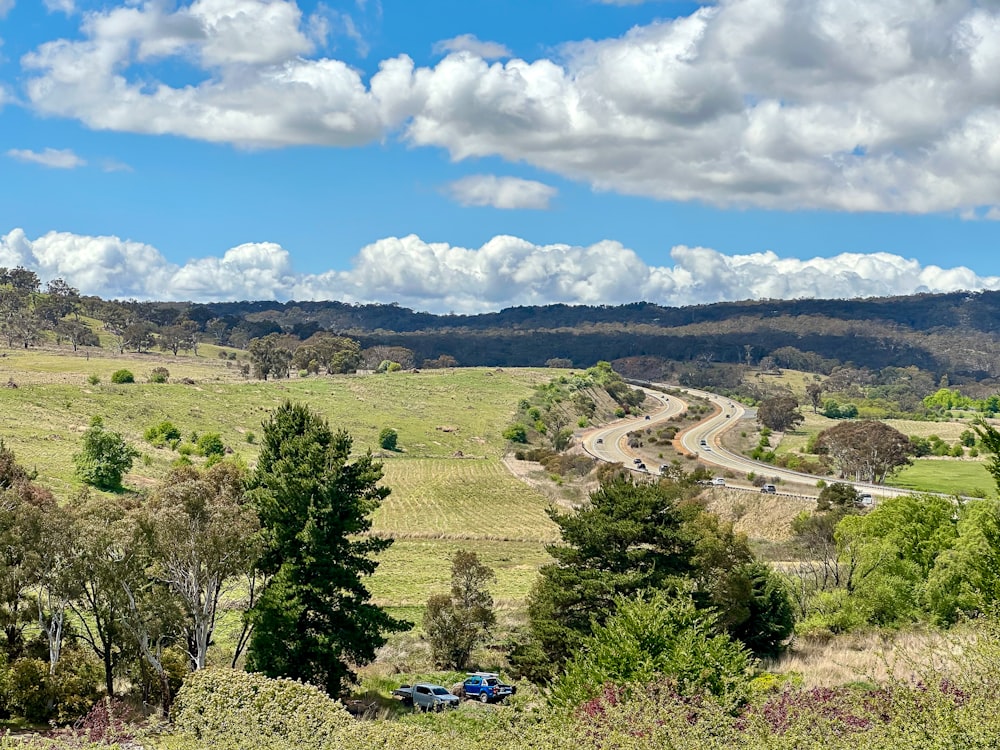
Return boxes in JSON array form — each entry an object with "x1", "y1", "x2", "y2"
[
  {"x1": 100, "y1": 158, "x2": 132, "y2": 172},
  {"x1": 7, "y1": 148, "x2": 86, "y2": 169},
  {"x1": 433, "y1": 34, "x2": 511, "y2": 60},
  {"x1": 3, "y1": 227, "x2": 1000, "y2": 314},
  {"x1": 20, "y1": 0, "x2": 1000, "y2": 212},
  {"x1": 0, "y1": 0, "x2": 13, "y2": 19},
  {"x1": 446, "y1": 175, "x2": 556, "y2": 209},
  {"x1": 43, "y1": 0, "x2": 75, "y2": 13}
]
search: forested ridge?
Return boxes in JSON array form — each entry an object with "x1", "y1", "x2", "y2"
[{"x1": 175, "y1": 290, "x2": 1000, "y2": 380}]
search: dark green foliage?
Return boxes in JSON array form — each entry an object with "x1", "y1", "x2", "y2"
[
  {"x1": 522, "y1": 477, "x2": 697, "y2": 671},
  {"x1": 503, "y1": 423, "x2": 528, "y2": 443},
  {"x1": 817, "y1": 482, "x2": 861, "y2": 511},
  {"x1": 245, "y1": 402, "x2": 409, "y2": 696},
  {"x1": 726, "y1": 563, "x2": 795, "y2": 658},
  {"x1": 74, "y1": 417, "x2": 139, "y2": 490},
  {"x1": 549, "y1": 591, "x2": 753, "y2": 710},
  {"x1": 144, "y1": 421, "x2": 181, "y2": 447},
  {"x1": 378, "y1": 427, "x2": 398, "y2": 451},
  {"x1": 516, "y1": 475, "x2": 794, "y2": 678},
  {"x1": 149, "y1": 367, "x2": 170, "y2": 384},
  {"x1": 195, "y1": 432, "x2": 224, "y2": 458},
  {"x1": 110, "y1": 369, "x2": 134, "y2": 384}
]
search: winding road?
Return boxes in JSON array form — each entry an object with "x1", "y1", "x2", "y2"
[{"x1": 583, "y1": 383, "x2": 910, "y2": 503}]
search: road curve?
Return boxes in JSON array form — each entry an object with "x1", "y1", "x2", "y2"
[{"x1": 585, "y1": 382, "x2": 911, "y2": 502}]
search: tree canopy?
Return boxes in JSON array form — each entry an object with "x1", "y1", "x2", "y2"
[
  {"x1": 757, "y1": 395, "x2": 804, "y2": 432},
  {"x1": 245, "y1": 401, "x2": 409, "y2": 696},
  {"x1": 815, "y1": 421, "x2": 912, "y2": 483},
  {"x1": 515, "y1": 475, "x2": 793, "y2": 679}
]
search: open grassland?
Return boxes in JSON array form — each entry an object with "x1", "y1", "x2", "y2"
[
  {"x1": 376, "y1": 458, "x2": 559, "y2": 542},
  {"x1": 367, "y1": 539, "x2": 555, "y2": 608},
  {"x1": 0, "y1": 347, "x2": 559, "y2": 619},
  {"x1": 891, "y1": 458, "x2": 995, "y2": 498}
]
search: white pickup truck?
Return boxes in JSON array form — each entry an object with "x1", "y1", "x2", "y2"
[{"x1": 392, "y1": 683, "x2": 460, "y2": 711}]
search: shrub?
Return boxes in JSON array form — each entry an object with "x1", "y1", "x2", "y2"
[
  {"x1": 378, "y1": 427, "x2": 398, "y2": 451},
  {"x1": 245, "y1": 431, "x2": 256, "y2": 444},
  {"x1": 149, "y1": 367, "x2": 170, "y2": 383},
  {"x1": 110, "y1": 369, "x2": 134, "y2": 384},
  {"x1": 144, "y1": 421, "x2": 182, "y2": 447},
  {"x1": 9, "y1": 658, "x2": 51, "y2": 723},
  {"x1": 86, "y1": 373, "x2": 100, "y2": 386},
  {"x1": 196, "y1": 432, "x2": 225, "y2": 458},
  {"x1": 50, "y1": 649, "x2": 104, "y2": 725},
  {"x1": 74, "y1": 416, "x2": 139, "y2": 490},
  {"x1": 549, "y1": 591, "x2": 754, "y2": 711},
  {"x1": 172, "y1": 668, "x2": 354, "y2": 745},
  {"x1": 503, "y1": 423, "x2": 529, "y2": 443}
]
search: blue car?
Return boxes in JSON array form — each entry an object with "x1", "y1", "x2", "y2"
[{"x1": 462, "y1": 672, "x2": 516, "y2": 703}]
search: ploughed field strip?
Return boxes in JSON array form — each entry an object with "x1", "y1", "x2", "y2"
[{"x1": 375, "y1": 458, "x2": 558, "y2": 542}]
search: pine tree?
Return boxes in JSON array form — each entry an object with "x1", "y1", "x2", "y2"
[{"x1": 245, "y1": 401, "x2": 409, "y2": 695}]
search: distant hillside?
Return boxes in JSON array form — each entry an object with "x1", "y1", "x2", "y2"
[{"x1": 170, "y1": 291, "x2": 1000, "y2": 383}]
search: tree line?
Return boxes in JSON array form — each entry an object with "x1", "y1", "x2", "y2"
[{"x1": 0, "y1": 401, "x2": 404, "y2": 722}]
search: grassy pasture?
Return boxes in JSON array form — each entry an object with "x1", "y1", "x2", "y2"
[
  {"x1": 0, "y1": 346, "x2": 560, "y2": 620},
  {"x1": 890, "y1": 458, "x2": 995, "y2": 498}
]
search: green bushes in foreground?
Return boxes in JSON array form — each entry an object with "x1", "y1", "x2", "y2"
[{"x1": 160, "y1": 616, "x2": 1000, "y2": 750}]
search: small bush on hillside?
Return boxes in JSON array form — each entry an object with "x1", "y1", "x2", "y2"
[
  {"x1": 379, "y1": 427, "x2": 398, "y2": 451},
  {"x1": 74, "y1": 416, "x2": 139, "y2": 491},
  {"x1": 144, "y1": 421, "x2": 182, "y2": 447},
  {"x1": 196, "y1": 432, "x2": 225, "y2": 459},
  {"x1": 110, "y1": 369, "x2": 134, "y2": 384},
  {"x1": 503, "y1": 424, "x2": 528, "y2": 443},
  {"x1": 149, "y1": 366, "x2": 170, "y2": 383},
  {"x1": 86, "y1": 373, "x2": 100, "y2": 386}
]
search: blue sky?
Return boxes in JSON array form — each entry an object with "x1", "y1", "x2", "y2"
[{"x1": 2, "y1": 0, "x2": 1000, "y2": 313}]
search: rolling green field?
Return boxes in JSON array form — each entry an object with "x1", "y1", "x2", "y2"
[
  {"x1": 0, "y1": 346, "x2": 560, "y2": 617},
  {"x1": 890, "y1": 458, "x2": 996, "y2": 498}
]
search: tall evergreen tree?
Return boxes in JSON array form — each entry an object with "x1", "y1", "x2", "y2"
[
  {"x1": 245, "y1": 401, "x2": 408, "y2": 696},
  {"x1": 514, "y1": 475, "x2": 794, "y2": 680}
]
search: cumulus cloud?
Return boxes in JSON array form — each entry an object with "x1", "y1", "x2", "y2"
[
  {"x1": 446, "y1": 175, "x2": 556, "y2": 209},
  {"x1": 0, "y1": 0, "x2": 13, "y2": 18},
  {"x1": 22, "y1": 0, "x2": 1000, "y2": 213},
  {"x1": 2, "y1": 227, "x2": 999, "y2": 314},
  {"x1": 7, "y1": 148, "x2": 86, "y2": 169},
  {"x1": 433, "y1": 34, "x2": 511, "y2": 60}
]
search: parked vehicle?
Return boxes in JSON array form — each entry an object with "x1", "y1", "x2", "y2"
[
  {"x1": 393, "y1": 683, "x2": 460, "y2": 711},
  {"x1": 461, "y1": 673, "x2": 516, "y2": 704},
  {"x1": 859, "y1": 493, "x2": 874, "y2": 507},
  {"x1": 712, "y1": 477, "x2": 726, "y2": 487},
  {"x1": 633, "y1": 458, "x2": 642, "y2": 465},
  {"x1": 760, "y1": 484, "x2": 776, "y2": 494},
  {"x1": 596, "y1": 438, "x2": 603, "y2": 444},
  {"x1": 636, "y1": 462, "x2": 646, "y2": 470}
]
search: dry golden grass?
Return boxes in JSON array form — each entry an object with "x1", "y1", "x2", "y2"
[
  {"x1": 704, "y1": 488, "x2": 810, "y2": 542},
  {"x1": 771, "y1": 629, "x2": 954, "y2": 688}
]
